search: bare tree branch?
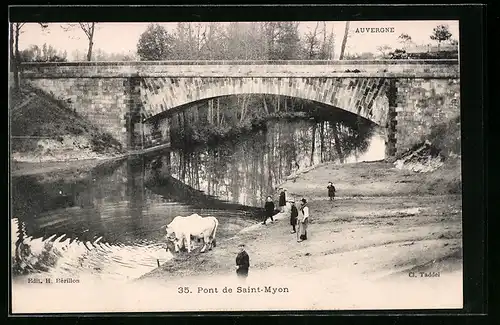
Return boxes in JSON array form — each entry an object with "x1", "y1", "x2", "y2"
[
  {"x1": 61, "y1": 23, "x2": 96, "y2": 61},
  {"x1": 339, "y1": 21, "x2": 350, "y2": 60}
]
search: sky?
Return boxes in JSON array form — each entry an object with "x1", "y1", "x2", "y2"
[{"x1": 18, "y1": 20, "x2": 459, "y2": 60}]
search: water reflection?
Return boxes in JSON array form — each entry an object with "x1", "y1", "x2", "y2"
[
  {"x1": 169, "y1": 119, "x2": 382, "y2": 206},
  {"x1": 11, "y1": 117, "x2": 384, "y2": 281},
  {"x1": 11, "y1": 158, "x2": 257, "y2": 281}
]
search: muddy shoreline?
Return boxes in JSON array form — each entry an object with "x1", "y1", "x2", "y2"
[{"x1": 10, "y1": 154, "x2": 127, "y2": 178}]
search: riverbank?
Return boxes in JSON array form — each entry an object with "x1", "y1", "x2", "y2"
[
  {"x1": 136, "y1": 158, "x2": 462, "y2": 309},
  {"x1": 10, "y1": 154, "x2": 128, "y2": 178},
  {"x1": 10, "y1": 85, "x2": 125, "y2": 175}
]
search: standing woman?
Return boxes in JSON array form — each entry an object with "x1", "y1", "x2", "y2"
[
  {"x1": 235, "y1": 243, "x2": 250, "y2": 280},
  {"x1": 263, "y1": 196, "x2": 275, "y2": 225},
  {"x1": 278, "y1": 188, "x2": 287, "y2": 212},
  {"x1": 290, "y1": 199, "x2": 298, "y2": 234},
  {"x1": 327, "y1": 182, "x2": 336, "y2": 201},
  {"x1": 298, "y1": 198, "x2": 310, "y2": 242}
]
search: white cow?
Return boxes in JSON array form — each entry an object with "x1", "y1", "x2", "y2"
[{"x1": 165, "y1": 214, "x2": 219, "y2": 253}]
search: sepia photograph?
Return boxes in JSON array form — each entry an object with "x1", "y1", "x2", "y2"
[{"x1": 9, "y1": 13, "x2": 465, "y2": 313}]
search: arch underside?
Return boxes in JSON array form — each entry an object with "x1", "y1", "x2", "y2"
[{"x1": 140, "y1": 77, "x2": 390, "y2": 126}]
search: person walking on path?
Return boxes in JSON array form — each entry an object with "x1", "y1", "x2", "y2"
[
  {"x1": 289, "y1": 199, "x2": 299, "y2": 234},
  {"x1": 298, "y1": 198, "x2": 310, "y2": 242},
  {"x1": 327, "y1": 182, "x2": 336, "y2": 201},
  {"x1": 263, "y1": 196, "x2": 275, "y2": 225},
  {"x1": 278, "y1": 188, "x2": 287, "y2": 212},
  {"x1": 235, "y1": 243, "x2": 250, "y2": 279}
]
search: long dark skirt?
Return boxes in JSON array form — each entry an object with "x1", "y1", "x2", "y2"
[
  {"x1": 279, "y1": 194, "x2": 286, "y2": 207},
  {"x1": 299, "y1": 219, "x2": 308, "y2": 240},
  {"x1": 264, "y1": 212, "x2": 274, "y2": 222},
  {"x1": 237, "y1": 268, "x2": 248, "y2": 278}
]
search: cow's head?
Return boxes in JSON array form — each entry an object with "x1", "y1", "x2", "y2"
[
  {"x1": 165, "y1": 238, "x2": 177, "y2": 253},
  {"x1": 164, "y1": 226, "x2": 178, "y2": 252},
  {"x1": 165, "y1": 226, "x2": 176, "y2": 241}
]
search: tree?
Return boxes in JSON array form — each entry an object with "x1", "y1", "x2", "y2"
[
  {"x1": 274, "y1": 22, "x2": 301, "y2": 60},
  {"x1": 92, "y1": 48, "x2": 138, "y2": 61},
  {"x1": 61, "y1": 23, "x2": 97, "y2": 61},
  {"x1": 223, "y1": 22, "x2": 266, "y2": 60},
  {"x1": 430, "y1": 24, "x2": 452, "y2": 51},
  {"x1": 137, "y1": 23, "x2": 176, "y2": 60},
  {"x1": 304, "y1": 22, "x2": 321, "y2": 59},
  {"x1": 318, "y1": 22, "x2": 335, "y2": 60},
  {"x1": 303, "y1": 22, "x2": 335, "y2": 60},
  {"x1": 262, "y1": 22, "x2": 301, "y2": 60},
  {"x1": 9, "y1": 23, "x2": 16, "y2": 86},
  {"x1": 198, "y1": 23, "x2": 225, "y2": 60},
  {"x1": 79, "y1": 23, "x2": 96, "y2": 61},
  {"x1": 10, "y1": 22, "x2": 48, "y2": 90},
  {"x1": 20, "y1": 44, "x2": 67, "y2": 62},
  {"x1": 376, "y1": 44, "x2": 392, "y2": 58},
  {"x1": 339, "y1": 21, "x2": 350, "y2": 60},
  {"x1": 398, "y1": 33, "x2": 413, "y2": 50},
  {"x1": 263, "y1": 22, "x2": 279, "y2": 60}
]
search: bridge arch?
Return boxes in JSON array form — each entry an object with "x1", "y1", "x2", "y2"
[
  {"x1": 140, "y1": 77, "x2": 391, "y2": 126},
  {"x1": 20, "y1": 60, "x2": 459, "y2": 154}
]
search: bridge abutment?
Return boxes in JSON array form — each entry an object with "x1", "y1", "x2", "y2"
[
  {"x1": 392, "y1": 78, "x2": 460, "y2": 155},
  {"x1": 385, "y1": 79, "x2": 398, "y2": 157},
  {"x1": 124, "y1": 77, "x2": 146, "y2": 150},
  {"x1": 20, "y1": 61, "x2": 460, "y2": 157},
  {"x1": 23, "y1": 76, "x2": 131, "y2": 149}
]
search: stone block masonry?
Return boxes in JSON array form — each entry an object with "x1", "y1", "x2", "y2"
[
  {"x1": 140, "y1": 77, "x2": 391, "y2": 126},
  {"x1": 21, "y1": 61, "x2": 460, "y2": 154},
  {"x1": 394, "y1": 78, "x2": 460, "y2": 154},
  {"x1": 26, "y1": 78, "x2": 131, "y2": 147}
]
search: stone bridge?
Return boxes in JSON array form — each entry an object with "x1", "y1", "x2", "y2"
[{"x1": 21, "y1": 60, "x2": 460, "y2": 156}]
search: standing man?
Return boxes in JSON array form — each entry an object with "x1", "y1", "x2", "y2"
[
  {"x1": 263, "y1": 196, "x2": 275, "y2": 225},
  {"x1": 235, "y1": 243, "x2": 250, "y2": 279},
  {"x1": 290, "y1": 199, "x2": 298, "y2": 234},
  {"x1": 279, "y1": 188, "x2": 287, "y2": 212},
  {"x1": 327, "y1": 182, "x2": 336, "y2": 201},
  {"x1": 298, "y1": 198, "x2": 310, "y2": 242}
]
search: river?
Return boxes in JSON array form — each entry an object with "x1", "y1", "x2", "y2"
[{"x1": 11, "y1": 118, "x2": 385, "y2": 282}]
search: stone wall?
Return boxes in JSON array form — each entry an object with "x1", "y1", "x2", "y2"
[
  {"x1": 21, "y1": 60, "x2": 459, "y2": 78},
  {"x1": 143, "y1": 116, "x2": 171, "y2": 148},
  {"x1": 25, "y1": 78, "x2": 130, "y2": 146},
  {"x1": 394, "y1": 78, "x2": 460, "y2": 154}
]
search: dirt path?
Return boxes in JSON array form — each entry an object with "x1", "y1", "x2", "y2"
[{"x1": 140, "y1": 161, "x2": 462, "y2": 285}]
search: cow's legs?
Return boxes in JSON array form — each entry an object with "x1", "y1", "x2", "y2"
[
  {"x1": 186, "y1": 236, "x2": 191, "y2": 253},
  {"x1": 206, "y1": 235, "x2": 214, "y2": 251},
  {"x1": 201, "y1": 235, "x2": 210, "y2": 253}
]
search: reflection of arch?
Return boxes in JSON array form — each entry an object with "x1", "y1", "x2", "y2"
[
  {"x1": 144, "y1": 173, "x2": 264, "y2": 218},
  {"x1": 140, "y1": 77, "x2": 390, "y2": 126}
]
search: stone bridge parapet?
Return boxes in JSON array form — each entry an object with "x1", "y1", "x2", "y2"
[{"x1": 20, "y1": 60, "x2": 460, "y2": 156}]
